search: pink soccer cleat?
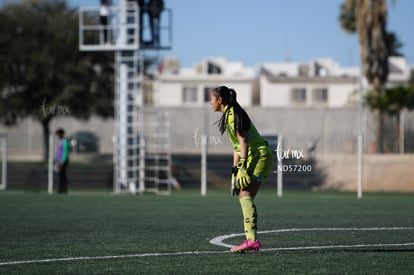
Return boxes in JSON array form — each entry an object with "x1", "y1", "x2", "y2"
[{"x1": 230, "y1": 240, "x2": 261, "y2": 253}]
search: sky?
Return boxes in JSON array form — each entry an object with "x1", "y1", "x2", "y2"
[{"x1": 4, "y1": 0, "x2": 414, "y2": 68}]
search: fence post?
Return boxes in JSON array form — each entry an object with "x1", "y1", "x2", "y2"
[
  {"x1": 201, "y1": 136, "x2": 207, "y2": 196},
  {"x1": 0, "y1": 135, "x2": 7, "y2": 190},
  {"x1": 277, "y1": 135, "x2": 283, "y2": 197},
  {"x1": 48, "y1": 134, "x2": 54, "y2": 194}
]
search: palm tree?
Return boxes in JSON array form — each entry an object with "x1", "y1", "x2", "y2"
[{"x1": 339, "y1": 0, "x2": 389, "y2": 153}]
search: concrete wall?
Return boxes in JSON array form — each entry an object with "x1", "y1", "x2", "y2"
[
  {"x1": 2, "y1": 107, "x2": 414, "y2": 159},
  {"x1": 2, "y1": 108, "x2": 414, "y2": 192},
  {"x1": 0, "y1": 116, "x2": 115, "y2": 159},
  {"x1": 164, "y1": 106, "x2": 374, "y2": 155},
  {"x1": 317, "y1": 154, "x2": 414, "y2": 192}
]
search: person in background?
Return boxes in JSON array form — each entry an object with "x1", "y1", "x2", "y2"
[
  {"x1": 55, "y1": 129, "x2": 70, "y2": 194},
  {"x1": 100, "y1": 0, "x2": 110, "y2": 44},
  {"x1": 148, "y1": 0, "x2": 163, "y2": 48},
  {"x1": 137, "y1": 0, "x2": 146, "y2": 45}
]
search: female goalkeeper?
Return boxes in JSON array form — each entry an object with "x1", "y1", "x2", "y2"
[{"x1": 210, "y1": 86, "x2": 273, "y2": 252}]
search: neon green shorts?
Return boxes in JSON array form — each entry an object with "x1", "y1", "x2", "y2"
[{"x1": 247, "y1": 146, "x2": 273, "y2": 183}]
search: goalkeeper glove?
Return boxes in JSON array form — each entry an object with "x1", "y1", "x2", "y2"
[
  {"x1": 231, "y1": 166, "x2": 239, "y2": 196},
  {"x1": 236, "y1": 158, "x2": 251, "y2": 189}
]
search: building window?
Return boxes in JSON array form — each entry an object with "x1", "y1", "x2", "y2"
[
  {"x1": 298, "y1": 64, "x2": 310, "y2": 76},
  {"x1": 291, "y1": 88, "x2": 307, "y2": 104},
  {"x1": 182, "y1": 87, "x2": 197, "y2": 103},
  {"x1": 204, "y1": 87, "x2": 215, "y2": 103},
  {"x1": 313, "y1": 88, "x2": 328, "y2": 103},
  {"x1": 207, "y1": 62, "x2": 222, "y2": 74}
]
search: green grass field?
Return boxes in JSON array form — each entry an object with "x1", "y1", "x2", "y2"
[{"x1": 0, "y1": 189, "x2": 414, "y2": 274}]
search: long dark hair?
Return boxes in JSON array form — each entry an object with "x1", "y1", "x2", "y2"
[{"x1": 213, "y1": 86, "x2": 251, "y2": 137}]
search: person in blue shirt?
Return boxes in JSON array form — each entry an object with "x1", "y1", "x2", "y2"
[{"x1": 55, "y1": 129, "x2": 70, "y2": 194}]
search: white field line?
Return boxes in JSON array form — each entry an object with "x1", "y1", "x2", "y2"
[
  {"x1": 1, "y1": 243, "x2": 414, "y2": 267},
  {"x1": 261, "y1": 242, "x2": 414, "y2": 252},
  {"x1": 1, "y1": 227, "x2": 414, "y2": 267},
  {"x1": 0, "y1": 250, "x2": 228, "y2": 266},
  {"x1": 209, "y1": 227, "x2": 414, "y2": 248}
]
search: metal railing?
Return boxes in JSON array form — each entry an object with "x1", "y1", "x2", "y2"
[{"x1": 79, "y1": 4, "x2": 172, "y2": 51}]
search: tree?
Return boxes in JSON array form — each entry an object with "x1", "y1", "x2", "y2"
[
  {"x1": 385, "y1": 32, "x2": 404, "y2": 57},
  {"x1": 339, "y1": 0, "x2": 403, "y2": 56},
  {"x1": 0, "y1": 0, "x2": 114, "y2": 161},
  {"x1": 339, "y1": 0, "x2": 396, "y2": 153},
  {"x1": 366, "y1": 85, "x2": 414, "y2": 152}
]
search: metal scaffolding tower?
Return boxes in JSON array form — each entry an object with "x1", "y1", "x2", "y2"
[{"x1": 79, "y1": 0, "x2": 173, "y2": 194}]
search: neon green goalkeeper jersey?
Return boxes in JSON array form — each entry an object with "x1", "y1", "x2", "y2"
[{"x1": 225, "y1": 106, "x2": 267, "y2": 155}]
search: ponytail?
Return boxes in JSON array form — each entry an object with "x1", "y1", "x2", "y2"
[
  {"x1": 228, "y1": 88, "x2": 237, "y2": 107},
  {"x1": 213, "y1": 86, "x2": 251, "y2": 136}
]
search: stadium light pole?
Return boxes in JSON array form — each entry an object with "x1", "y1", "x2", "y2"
[{"x1": 79, "y1": 0, "x2": 173, "y2": 194}]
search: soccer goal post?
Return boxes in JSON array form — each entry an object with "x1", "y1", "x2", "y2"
[{"x1": 0, "y1": 134, "x2": 7, "y2": 191}]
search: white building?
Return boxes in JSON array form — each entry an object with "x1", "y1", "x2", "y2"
[
  {"x1": 259, "y1": 57, "x2": 412, "y2": 108},
  {"x1": 153, "y1": 56, "x2": 412, "y2": 108},
  {"x1": 153, "y1": 57, "x2": 255, "y2": 106},
  {"x1": 386, "y1": 56, "x2": 412, "y2": 85},
  {"x1": 259, "y1": 58, "x2": 359, "y2": 108}
]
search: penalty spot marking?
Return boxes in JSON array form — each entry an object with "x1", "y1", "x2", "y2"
[
  {"x1": 209, "y1": 227, "x2": 414, "y2": 248},
  {"x1": 0, "y1": 227, "x2": 413, "y2": 267}
]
